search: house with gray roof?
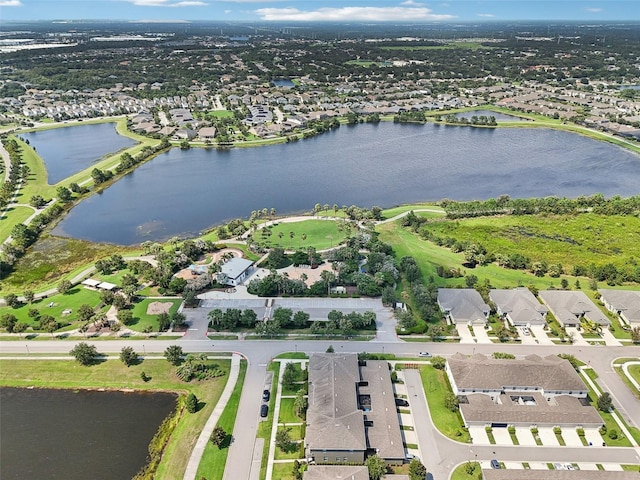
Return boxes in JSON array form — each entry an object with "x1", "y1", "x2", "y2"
[
  {"x1": 538, "y1": 290, "x2": 610, "y2": 327},
  {"x1": 217, "y1": 257, "x2": 254, "y2": 286},
  {"x1": 305, "y1": 353, "x2": 405, "y2": 465},
  {"x1": 599, "y1": 289, "x2": 640, "y2": 326},
  {"x1": 489, "y1": 288, "x2": 547, "y2": 326},
  {"x1": 446, "y1": 353, "x2": 601, "y2": 428},
  {"x1": 437, "y1": 289, "x2": 490, "y2": 325},
  {"x1": 303, "y1": 465, "x2": 369, "y2": 480}
]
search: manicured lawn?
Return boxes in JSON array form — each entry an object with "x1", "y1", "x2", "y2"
[
  {"x1": 615, "y1": 363, "x2": 640, "y2": 399},
  {"x1": 381, "y1": 203, "x2": 445, "y2": 219},
  {"x1": 195, "y1": 360, "x2": 247, "y2": 480},
  {"x1": 256, "y1": 220, "x2": 348, "y2": 251},
  {"x1": 0, "y1": 287, "x2": 102, "y2": 329},
  {"x1": 0, "y1": 357, "x2": 230, "y2": 480},
  {"x1": 12, "y1": 137, "x2": 54, "y2": 199},
  {"x1": 274, "y1": 439, "x2": 303, "y2": 460},
  {"x1": 419, "y1": 365, "x2": 470, "y2": 442},
  {"x1": 0, "y1": 205, "x2": 33, "y2": 244},
  {"x1": 628, "y1": 364, "x2": 640, "y2": 384},
  {"x1": 450, "y1": 462, "x2": 481, "y2": 480},
  {"x1": 271, "y1": 461, "x2": 298, "y2": 480},
  {"x1": 129, "y1": 298, "x2": 182, "y2": 332},
  {"x1": 279, "y1": 397, "x2": 303, "y2": 424}
]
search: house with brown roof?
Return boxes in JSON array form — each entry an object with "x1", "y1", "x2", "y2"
[
  {"x1": 446, "y1": 353, "x2": 602, "y2": 428},
  {"x1": 305, "y1": 353, "x2": 405, "y2": 466}
]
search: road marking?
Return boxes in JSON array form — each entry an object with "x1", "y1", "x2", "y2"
[{"x1": 188, "y1": 328, "x2": 199, "y2": 331}]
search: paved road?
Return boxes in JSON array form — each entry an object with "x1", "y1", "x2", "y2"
[{"x1": 2, "y1": 338, "x2": 639, "y2": 478}]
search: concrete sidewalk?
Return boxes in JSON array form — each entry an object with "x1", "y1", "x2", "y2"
[{"x1": 183, "y1": 353, "x2": 242, "y2": 480}]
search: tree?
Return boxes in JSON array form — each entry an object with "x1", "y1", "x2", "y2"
[
  {"x1": 276, "y1": 427, "x2": 294, "y2": 452},
  {"x1": 631, "y1": 326, "x2": 640, "y2": 344},
  {"x1": 444, "y1": 392, "x2": 459, "y2": 412},
  {"x1": 164, "y1": 345, "x2": 184, "y2": 365},
  {"x1": 120, "y1": 346, "x2": 139, "y2": 367},
  {"x1": 282, "y1": 362, "x2": 296, "y2": 389},
  {"x1": 56, "y1": 186, "x2": 73, "y2": 202},
  {"x1": 23, "y1": 289, "x2": 35, "y2": 304},
  {"x1": 365, "y1": 454, "x2": 387, "y2": 480},
  {"x1": 408, "y1": 458, "x2": 427, "y2": 480},
  {"x1": 210, "y1": 425, "x2": 227, "y2": 448},
  {"x1": 158, "y1": 312, "x2": 171, "y2": 331},
  {"x1": 1, "y1": 313, "x2": 18, "y2": 332},
  {"x1": 70, "y1": 342, "x2": 99, "y2": 366},
  {"x1": 57, "y1": 279, "x2": 72, "y2": 294},
  {"x1": 117, "y1": 309, "x2": 133, "y2": 326},
  {"x1": 77, "y1": 303, "x2": 95, "y2": 322},
  {"x1": 431, "y1": 356, "x2": 446, "y2": 369},
  {"x1": 4, "y1": 293, "x2": 19, "y2": 308},
  {"x1": 185, "y1": 393, "x2": 199, "y2": 413},
  {"x1": 13, "y1": 322, "x2": 27, "y2": 338},
  {"x1": 294, "y1": 389, "x2": 307, "y2": 419},
  {"x1": 597, "y1": 392, "x2": 613, "y2": 412}
]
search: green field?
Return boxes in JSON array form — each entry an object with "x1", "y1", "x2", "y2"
[
  {"x1": 421, "y1": 213, "x2": 640, "y2": 271},
  {"x1": 255, "y1": 219, "x2": 349, "y2": 250},
  {"x1": 0, "y1": 357, "x2": 230, "y2": 480},
  {"x1": 130, "y1": 298, "x2": 182, "y2": 332},
  {"x1": 0, "y1": 205, "x2": 33, "y2": 244}
]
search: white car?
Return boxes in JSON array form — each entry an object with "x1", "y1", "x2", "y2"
[
  {"x1": 521, "y1": 327, "x2": 530, "y2": 336},
  {"x1": 418, "y1": 352, "x2": 432, "y2": 358}
]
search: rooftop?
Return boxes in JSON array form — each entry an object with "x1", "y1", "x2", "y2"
[{"x1": 220, "y1": 257, "x2": 254, "y2": 280}]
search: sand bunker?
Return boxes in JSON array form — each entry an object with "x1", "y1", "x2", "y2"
[{"x1": 146, "y1": 301, "x2": 173, "y2": 315}]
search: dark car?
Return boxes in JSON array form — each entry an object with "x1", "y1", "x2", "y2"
[
  {"x1": 490, "y1": 459, "x2": 501, "y2": 469},
  {"x1": 262, "y1": 389, "x2": 270, "y2": 402},
  {"x1": 395, "y1": 398, "x2": 409, "y2": 407},
  {"x1": 260, "y1": 404, "x2": 269, "y2": 418}
]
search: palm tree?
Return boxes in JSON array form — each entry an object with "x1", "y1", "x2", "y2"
[
  {"x1": 320, "y1": 270, "x2": 335, "y2": 297},
  {"x1": 300, "y1": 233, "x2": 307, "y2": 248},
  {"x1": 289, "y1": 231, "x2": 295, "y2": 249}
]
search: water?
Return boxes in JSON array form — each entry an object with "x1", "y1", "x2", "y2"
[
  {"x1": 271, "y1": 78, "x2": 295, "y2": 88},
  {"x1": 453, "y1": 110, "x2": 527, "y2": 121},
  {"x1": 0, "y1": 387, "x2": 176, "y2": 480},
  {"x1": 20, "y1": 123, "x2": 137, "y2": 184},
  {"x1": 53, "y1": 122, "x2": 640, "y2": 245}
]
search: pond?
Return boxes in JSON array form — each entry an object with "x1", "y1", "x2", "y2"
[
  {"x1": 453, "y1": 110, "x2": 528, "y2": 121},
  {"x1": 0, "y1": 387, "x2": 176, "y2": 480},
  {"x1": 53, "y1": 121, "x2": 640, "y2": 245},
  {"x1": 19, "y1": 122, "x2": 138, "y2": 184},
  {"x1": 271, "y1": 78, "x2": 295, "y2": 88}
]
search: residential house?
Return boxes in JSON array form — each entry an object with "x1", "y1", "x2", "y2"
[
  {"x1": 437, "y1": 289, "x2": 490, "y2": 325},
  {"x1": 598, "y1": 289, "x2": 640, "y2": 326},
  {"x1": 538, "y1": 290, "x2": 610, "y2": 328},
  {"x1": 489, "y1": 288, "x2": 548, "y2": 326}
]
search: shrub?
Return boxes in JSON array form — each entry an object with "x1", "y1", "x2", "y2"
[
  {"x1": 608, "y1": 429, "x2": 618, "y2": 440},
  {"x1": 185, "y1": 393, "x2": 198, "y2": 413}
]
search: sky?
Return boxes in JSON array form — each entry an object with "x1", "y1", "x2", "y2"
[{"x1": 0, "y1": 0, "x2": 638, "y2": 23}]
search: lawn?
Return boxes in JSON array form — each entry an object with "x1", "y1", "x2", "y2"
[
  {"x1": 380, "y1": 203, "x2": 445, "y2": 220},
  {"x1": 450, "y1": 462, "x2": 482, "y2": 480},
  {"x1": 256, "y1": 219, "x2": 348, "y2": 251},
  {"x1": 0, "y1": 205, "x2": 33, "y2": 244},
  {"x1": 420, "y1": 213, "x2": 640, "y2": 272},
  {"x1": 195, "y1": 360, "x2": 247, "y2": 480},
  {"x1": 0, "y1": 287, "x2": 102, "y2": 329},
  {"x1": 129, "y1": 298, "x2": 182, "y2": 332},
  {"x1": 628, "y1": 364, "x2": 640, "y2": 385},
  {"x1": 0, "y1": 357, "x2": 230, "y2": 480},
  {"x1": 419, "y1": 365, "x2": 470, "y2": 442},
  {"x1": 279, "y1": 397, "x2": 303, "y2": 424}
]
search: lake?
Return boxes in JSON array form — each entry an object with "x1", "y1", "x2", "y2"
[
  {"x1": 20, "y1": 122, "x2": 137, "y2": 184},
  {"x1": 0, "y1": 387, "x2": 176, "y2": 480},
  {"x1": 53, "y1": 121, "x2": 640, "y2": 245}
]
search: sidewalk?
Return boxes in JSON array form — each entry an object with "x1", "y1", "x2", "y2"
[{"x1": 183, "y1": 353, "x2": 242, "y2": 480}]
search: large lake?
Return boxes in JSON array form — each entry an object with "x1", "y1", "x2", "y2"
[
  {"x1": 20, "y1": 122, "x2": 137, "y2": 184},
  {"x1": 53, "y1": 121, "x2": 640, "y2": 245},
  {"x1": 0, "y1": 387, "x2": 176, "y2": 480}
]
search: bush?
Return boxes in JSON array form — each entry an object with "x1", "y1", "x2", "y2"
[
  {"x1": 431, "y1": 356, "x2": 446, "y2": 369},
  {"x1": 185, "y1": 393, "x2": 198, "y2": 413},
  {"x1": 608, "y1": 429, "x2": 618, "y2": 440},
  {"x1": 70, "y1": 342, "x2": 99, "y2": 366},
  {"x1": 120, "y1": 346, "x2": 139, "y2": 367},
  {"x1": 210, "y1": 425, "x2": 227, "y2": 448}
]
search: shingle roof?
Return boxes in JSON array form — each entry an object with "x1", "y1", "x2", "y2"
[
  {"x1": 539, "y1": 290, "x2": 610, "y2": 326},
  {"x1": 482, "y1": 470, "x2": 639, "y2": 480},
  {"x1": 599, "y1": 289, "x2": 640, "y2": 324},
  {"x1": 303, "y1": 465, "x2": 369, "y2": 480},
  {"x1": 438, "y1": 289, "x2": 490, "y2": 324},
  {"x1": 489, "y1": 288, "x2": 547, "y2": 325}
]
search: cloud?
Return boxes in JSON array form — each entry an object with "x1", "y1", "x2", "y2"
[
  {"x1": 255, "y1": 6, "x2": 454, "y2": 21},
  {"x1": 126, "y1": 0, "x2": 206, "y2": 6},
  {"x1": 0, "y1": 0, "x2": 22, "y2": 6},
  {"x1": 477, "y1": 13, "x2": 495, "y2": 17},
  {"x1": 585, "y1": 7, "x2": 603, "y2": 12},
  {"x1": 401, "y1": 0, "x2": 425, "y2": 6}
]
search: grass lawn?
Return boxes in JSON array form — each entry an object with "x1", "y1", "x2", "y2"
[
  {"x1": 0, "y1": 205, "x2": 33, "y2": 244},
  {"x1": 615, "y1": 363, "x2": 640, "y2": 399},
  {"x1": 129, "y1": 298, "x2": 182, "y2": 332},
  {"x1": 381, "y1": 203, "x2": 445, "y2": 220},
  {"x1": 274, "y1": 440, "x2": 303, "y2": 460},
  {"x1": 451, "y1": 462, "x2": 481, "y2": 480},
  {"x1": 279, "y1": 397, "x2": 303, "y2": 424},
  {"x1": 0, "y1": 357, "x2": 230, "y2": 480},
  {"x1": 0, "y1": 287, "x2": 102, "y2": 329},
  {"x1": 12, "y1": 137, "x2": 54, "y2": 199},
  {"x1": 195, "y1": 360, "x2": 247, "y2": 480},
  {"x1": 419, "y1": 365, "x2": 470, "y2": 442},
  {"x1": 256, "y1": 219, "x2": 348, "y2": 251},
  {"x1": 628, "y1": 364, "x2": 640, "y2": 384},
  {"x1": 271, "y1": 462, "x2": 298, "y2": 480}
]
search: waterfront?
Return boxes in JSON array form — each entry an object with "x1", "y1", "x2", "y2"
[
  {"x1": 51, "y1": 121, "x2": 640, "y2": 244},
  {"x1": 0, "y1": 386, "x2": 176, "y2": 480}
]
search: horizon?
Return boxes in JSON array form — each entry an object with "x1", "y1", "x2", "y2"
[{"x1": 1, "y1": 0, "x2": 639, "y2": 23}]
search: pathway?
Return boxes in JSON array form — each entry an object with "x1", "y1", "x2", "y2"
[
  {"x1": 183, "y1": 353, "x2": 242, "y2": 480},
  {"x1": 621, "y1": 361, "x2": 640, "y2": 391}
]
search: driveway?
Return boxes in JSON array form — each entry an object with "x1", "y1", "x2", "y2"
[
  {"x1": 518, "y1": 327, "x2": 538, "y2": 345},
  {"x1": 537, "y1": 427, "x2": 560, "y2": 446},
  {"x1": 584, "y1": 428, "x2": 604, "y2": 447},
  {"x1": 529, "y1": 325, "x2": 554, "y2": 345},
  {"x1": 456, "y1": 324, "x2": 476, "y2": 344},
  {"x1": 566, "y1": 327, "x2": 589, "y2": 346},
  {"x1": 472, "y1": 325, "x2": 492, "y2": 344},
  {"x1": 578, "y1": 463, "x2": 600, "y2": 470},
  {"x1": 515, "y1": 427, "x2": 537, "y2": 446},
  {"x1": 492, "y1": 428, "x2": 513, "y2": 445},
  {"x1": 562, "y1": 428, "x2": 583, "y2": 447},
  {"x1": 601, "y1": 329, "x2": 622, "y2": 346},
  {"x1": 469, "y1": 426, "x2": 490, "y2": 445}
]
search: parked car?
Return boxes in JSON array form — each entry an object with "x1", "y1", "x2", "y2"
[
  {"x1": 395, "y1": 398, "x2": 409, "y2": 407},
  {"x1": 260, "y1": 404, "x2": 269, "y2": 418},
  {"x1": 490, "y1": 459, "x2": 501, "y2": 469},
  {"x1": 262, "y1": 389, "x2": 270, "y2": 402},
  {"x1": 521, "y1": 327, "x2": 530, "y2": 336},
  {"x1": 418, "y1": 352, "x2": 432, "y2": 358}
]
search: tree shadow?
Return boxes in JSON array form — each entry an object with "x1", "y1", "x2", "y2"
[
  {"x1": 196, "y1": 401, "x2": 207, "y2": 413},
  {"x1": 219, "y1": 433, "x2": 233, "y2": 449}
]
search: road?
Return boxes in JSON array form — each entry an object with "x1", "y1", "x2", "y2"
[{"x1": 1, "y1": 338, "x2": 639, "y2": 479}]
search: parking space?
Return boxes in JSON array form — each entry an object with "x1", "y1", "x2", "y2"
[
  {"x1": 603, "y1": 464, "x2": 624, "y2": 471},
  {"x1": 503, "y1": 462, "x2": 524, "y2": 470},
  {"x1": 529, "y1": 325, "x2": 554, "y2": 345},
  {"x1": 515, "y1": 427, "x2": 537, "y2": 446},
  {"x1": 456, "y1": 324, "x2": 476, "y2": 344},
  {"x1": 528, "y1": 462, "x2": 549, "y2": 470},
  {"x1": 578, "y1": 463, "x2": 600, "y2": 471},
  {"x1": 566, "y1": 326, "x2": 589, "y2": 346},
  {"x1": 492, "y1": 427, "x2": 514, "y2": 445},
  {"x1": 472, "y1": 325, "x2": 492, "y2": 344},
  {"x1": 584, "y1": 428, "x2": 604, "y2": 447},
  {"x1": 537, "y1": 427, "x2": 560, "y2": 446},
  {"x1": 468, "y1": 426, "x2": 490, "y2": 445},
  {"x1": 401, "y1": 428, "x2": 418, "y2": 446},
  {"x1": 562, "y1": 428, "x2": 583, "y2": 446}
]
